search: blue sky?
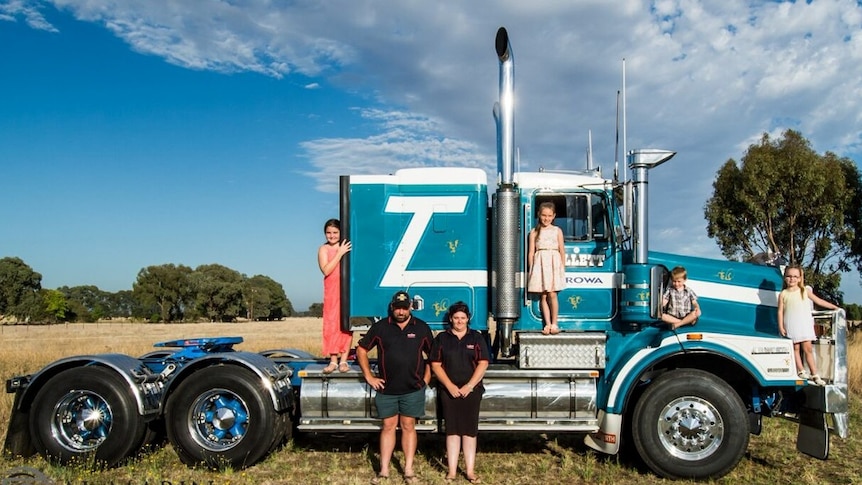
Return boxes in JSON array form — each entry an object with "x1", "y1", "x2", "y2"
[{"x1": 2, "y1": 0, "x2": 861, "y2": 311}]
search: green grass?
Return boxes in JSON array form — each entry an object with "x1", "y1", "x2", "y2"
[
  {"x1": 2, "y1": 397, "x2": 861, "y2": 484},
  {"x1": 2, "y1": 322, "x2": 861, "y2": 484}
]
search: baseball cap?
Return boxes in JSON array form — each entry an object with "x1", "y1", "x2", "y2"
[{"x1": 390, "y1": 290, "x2": 412, "y2": 309}]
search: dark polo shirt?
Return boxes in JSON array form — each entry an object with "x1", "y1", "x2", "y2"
[
  {"x1": 429, "y1": 328, "x2": 490, "y2": 391},
  {"x1": 358, "y1": 315, "x2": 433, "y2": 395}
]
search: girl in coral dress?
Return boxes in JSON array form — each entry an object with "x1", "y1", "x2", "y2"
[{"x1": 318, "y1": 219, "x2": 353, "y2": 373}]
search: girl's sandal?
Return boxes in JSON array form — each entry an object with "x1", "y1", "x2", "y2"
[
  {"x1": 550, "y1": 324, "x2": 560, "y2": 335},
  {"x1": 541, "y1": 326, "x2": 551, "y2": 335},
  {"x1": 338, "y1": 362, "x2": 350, "y2": 373},
  {"x1": 322, "y1": 362, "x2": 338, "y2": 374}
]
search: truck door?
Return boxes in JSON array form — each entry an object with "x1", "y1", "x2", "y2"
[{"x1": 528, "y1": 192, "x2": 617, "y2": 325}]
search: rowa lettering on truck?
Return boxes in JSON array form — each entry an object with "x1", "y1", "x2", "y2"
[{"x1": 3, "y1": 26, "x2": 849, "y2": 481}]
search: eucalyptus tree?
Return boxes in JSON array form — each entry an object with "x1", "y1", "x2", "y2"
[
  {"x1": 704, "y1": 129, "x2": 862, "y2": 301},
  {"x1": 132, "y1": 263, "x2": 194, "y2": 323},
  {"x1": 0, "y1": 256, "x2": 42, "y2": 322}
]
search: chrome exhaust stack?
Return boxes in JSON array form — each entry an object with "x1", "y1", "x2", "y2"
[
  {"x1": 628, "y1": 149, "x2": 675, "y2": 264},
  {"x1": 492, "y1": 27, "x2": 519, "y2": 357}
]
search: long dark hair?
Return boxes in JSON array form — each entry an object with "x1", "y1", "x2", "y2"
[{"x1": 323, "y1": 218, "x2": 340, "y2": 232}]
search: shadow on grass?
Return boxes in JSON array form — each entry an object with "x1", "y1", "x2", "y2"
[{"x1": 291, "y1": 430, "x2": 652, "y2": 478}]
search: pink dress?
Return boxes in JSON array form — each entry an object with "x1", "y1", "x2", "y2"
[
  {"x1": 322, "y1": 244, "x2": 352, "y2": 355},
  {"x1": 527, "y1": 225, "x2": 566, "y2": 292}
]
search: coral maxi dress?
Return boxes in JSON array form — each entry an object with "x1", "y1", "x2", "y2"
[{"x1": 322, "y1": 244, "x2": 353, "y2": 355}]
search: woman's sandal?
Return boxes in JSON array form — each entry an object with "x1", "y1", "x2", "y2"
[
  {"x1": 322, "y1": 362, "x2": 338, "y2": 374},
  {"x1": 338, "y1": 362, "x2": 350, "y2": 373},
  {"x1": 541, "y1": 325, "x2": 551, "y2": 335},
  {"x1": 549, "y1": 324, "x2": 560, "y2": 335},
  {"x1": 369, "y1": 474, "x2": 389, "y2": 484}
]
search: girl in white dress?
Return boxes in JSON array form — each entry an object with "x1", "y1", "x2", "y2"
[
  {"x1": 777, "y1": 265, "x2": 840, "y2": 385},
  {"x1": 527, "y1": 202, "x2": 566, "y2": 335}
]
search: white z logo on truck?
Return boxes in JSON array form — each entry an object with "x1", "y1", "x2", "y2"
[{"x1": 380, "y1": 195, "x2": 486, "y2": 287}]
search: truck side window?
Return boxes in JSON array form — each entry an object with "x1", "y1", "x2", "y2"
[
  {"x1": 568, "y1": 195, "x2": 589, "y2": 241},
  {"x1": 591, "y1": 195, "x2": 608, "y2": 240}
]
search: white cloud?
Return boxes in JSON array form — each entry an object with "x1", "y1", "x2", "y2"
[
  {"x1": 299, "y1": 108, "x2": 495, "y2": 193},
  {"x1": 7, "y1": 0, "x2": 861, "y2": 297},
  {"x1": 0, "y1": 0, "x2": 57, "y2": 31}
]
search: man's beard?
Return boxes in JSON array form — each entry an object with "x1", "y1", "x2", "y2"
[{"x1": 392, "y1": 311, "x2": 410, "y2": 323}]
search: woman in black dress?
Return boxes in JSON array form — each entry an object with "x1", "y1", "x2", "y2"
[{"x1": 429, "y1": 301, "x2": 490, "y2": 483}]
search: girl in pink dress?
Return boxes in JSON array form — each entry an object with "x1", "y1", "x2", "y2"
[
  {"x1": 527, "y1": 202, "x2": 566, "y2": 335},
  {"x1": 318, "y1": 219, "x2": 353, "y2": 373}
]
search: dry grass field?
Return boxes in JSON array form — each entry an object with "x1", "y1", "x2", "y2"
[{"x1": 1, "y1": 319, "x2": 861, "y2": 484}]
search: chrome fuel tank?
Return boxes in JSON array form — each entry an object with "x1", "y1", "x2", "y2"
[{"x1": 297, "y1": 363, "x2": 599, "y2": 433}]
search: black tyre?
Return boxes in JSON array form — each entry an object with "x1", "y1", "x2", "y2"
[
  {"x1": 631, "y1": 369, "x2": 749, "y2": 480},
  {"x1": 165, "y1": 365, "x2": 279, "y2": 469},
  {"x1": 29, "y1": 366, "x2": 146, "y2": 467}
]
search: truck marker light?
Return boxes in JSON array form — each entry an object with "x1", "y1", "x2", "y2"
[{"x1": 685, "y1": 333, "x2": 704, "y2": 341}]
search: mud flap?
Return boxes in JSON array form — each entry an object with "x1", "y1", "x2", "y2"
[
  {"x1": 796, "y1": 407, "x2": 829, "y2": 460},
  {"x1": 748, "y1": 411, "x2": 762, "y2": 436},
  {"x1": 2, "y1": 392, "x2": 35, "y2": 458}
]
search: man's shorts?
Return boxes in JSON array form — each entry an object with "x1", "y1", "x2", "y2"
[{"x1": 374, "y1": 387, "x2": 426, "y2": 419}]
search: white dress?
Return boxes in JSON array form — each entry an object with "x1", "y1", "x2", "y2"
[
  {"x1": 527, "y1": 225, "x2": 565, "y2": 292},
  {"x1": 781, "y1": 286, "x2": 816, "y2": 343}
]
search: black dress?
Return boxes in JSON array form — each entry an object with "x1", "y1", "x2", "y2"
[{"x1": 429, "y1": 328, "x2": 490, "y2": 436}]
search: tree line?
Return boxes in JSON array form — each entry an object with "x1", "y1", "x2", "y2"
[
  {"x1": 0, "y1": 257, "x2": 316, "y2": 324},
  {"x1": 2, "y1": 131, "x2": 860, "y2": 323}
]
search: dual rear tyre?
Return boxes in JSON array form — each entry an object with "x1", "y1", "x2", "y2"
[
  {"x1": 30, "y1": 367, "x2": 147, "y2": 467},
  {"x1": 166, "y1": 365, "x2": 286, "y2": 469},
  {"x1": 28, "y1": 364, "x2": 289, "y2": 470}
]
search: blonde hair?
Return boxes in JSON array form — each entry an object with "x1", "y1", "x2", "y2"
[
  {"x1": 782, "y1": 264, "x2": 807, "y2": 299},
  {"x1": 670, "y1": 266, "x2": 687, "y2": 280}
]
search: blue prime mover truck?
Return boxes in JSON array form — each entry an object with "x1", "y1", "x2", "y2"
[{"x1": 3, "y1": 27, "x2": 849, "y2": 480}]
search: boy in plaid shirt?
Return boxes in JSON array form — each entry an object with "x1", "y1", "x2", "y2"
[{"x1": 661, "y1": 266, "x2": 701, "y2": 330}]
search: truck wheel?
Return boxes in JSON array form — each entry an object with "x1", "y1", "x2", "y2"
[
  {"x1": 631, "y1": 368, "x2": 749, "y2": 480},
  {"x1": 166, "y1": 365, "x2": 278, "y2": 469},
  {"x1": 29, "y1": 366, "x2": 146, "y2": 467}
]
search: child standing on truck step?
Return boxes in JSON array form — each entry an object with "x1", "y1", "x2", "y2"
[
  {"x1": 661, "y1": 266, "x2": 701, "y2": 330},
  {"x1": 527, "y1": 201, "x2": 566, "y2": 335},
  {"x1": 777, "y1": 264, "x2": 840, "y2": 386},
  {"x1": 318, "y1": 218, "x2": 353, "y2": 374}
]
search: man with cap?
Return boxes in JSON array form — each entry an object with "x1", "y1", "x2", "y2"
[{"x1": 357, "y1": 290, "x2": 434, "y2": 484}]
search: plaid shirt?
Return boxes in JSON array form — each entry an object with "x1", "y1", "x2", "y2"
[{"x1": 663, "y1": 286, "x2": 697, "y2": 319}]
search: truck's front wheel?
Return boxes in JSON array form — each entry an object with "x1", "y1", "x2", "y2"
[
  {"x1": 166, "y1": 365, "x2": 279, "y2": 469},
  {"x1": 632, "y1": 369, "x2": 749, "y2": 480}
]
